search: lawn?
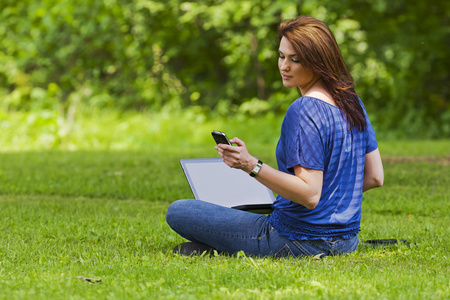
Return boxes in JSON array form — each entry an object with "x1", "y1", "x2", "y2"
[{"x1": 0, "y1": 141, "x2": 449, "y2": 299}]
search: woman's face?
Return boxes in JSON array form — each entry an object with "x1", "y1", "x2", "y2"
[{"x1": 278, "y1": 36, "x2": 315, "y2": 89}]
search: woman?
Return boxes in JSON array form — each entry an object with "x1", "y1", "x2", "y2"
[{"x1": 166, "y1": 16, "x2": 384, "y2": 258}]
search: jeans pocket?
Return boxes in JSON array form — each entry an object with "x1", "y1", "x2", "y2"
[
  {"x1": 346, "y1": 236, "x2": 359, "y2": 253},
  {"x1": 292, "y1": 240, "x2": 325, "y2": 257},
  {"x1": 330, "y1": 235, "x2": 359, "y2": 256},
  {"x1": 275, "y1": 244, "x2": 296, "y2": 258}
]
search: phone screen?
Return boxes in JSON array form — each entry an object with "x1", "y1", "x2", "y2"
[{"x1": 211, "y1": 130, "x2": 231, "y2": 145}]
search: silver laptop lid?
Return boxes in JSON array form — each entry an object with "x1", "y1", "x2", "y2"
[{"x1": 180, "y1": 158, "x2": 274, "y2": 211}]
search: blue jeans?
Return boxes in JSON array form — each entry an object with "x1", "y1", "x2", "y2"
[{"x1": 166, "y1": 199, "x2": 359, "y2": 258}]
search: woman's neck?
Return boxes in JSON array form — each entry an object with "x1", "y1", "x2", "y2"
[{"x1": 301, "y1": 79, "x2": 336, "y2": 106}]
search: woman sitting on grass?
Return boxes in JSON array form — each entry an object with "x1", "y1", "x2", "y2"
[{"x1": 166, "y1": 16, "x2": 384, "y2": 258}]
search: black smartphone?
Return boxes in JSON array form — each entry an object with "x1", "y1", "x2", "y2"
[{"x1": 211, "y1": 130, "x2": 232, "y2": 145}]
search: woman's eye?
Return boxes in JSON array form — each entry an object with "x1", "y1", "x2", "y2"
[
  {"x1": 292, "y1": 59, "x2": 300, "y2": 63},
  {"x1": 279, "y1": 55, "x2": 285, "y2": 59}
]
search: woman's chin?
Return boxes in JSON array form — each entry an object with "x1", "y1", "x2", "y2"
[{"x1": 283, "y1": 82, "x2": 297, "y2": 88}]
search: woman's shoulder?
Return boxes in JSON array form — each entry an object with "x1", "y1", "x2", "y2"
[
  {"x1": 288, "y1": 96, "x2": 338, "y2": 115},
  {"x1": 305, "y1": 90, "x2": 337, "y2": 106}
]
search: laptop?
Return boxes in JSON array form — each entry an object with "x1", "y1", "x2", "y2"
[{"x1": 180, "y1": 158, "x2": 274, "y2": 214}]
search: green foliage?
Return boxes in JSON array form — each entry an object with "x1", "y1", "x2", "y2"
[
  {"x1": 0, "y1": 106, "x2": 286, "y2": 150},
  {"x1": 336, "y1": 0, "x2": 450, "y2": 138},
  {"x1": 0, "y1": 0, "x2": 449, "y2": 138},
  {"x1": 0, "y1": 144, "x2": 449, "y2": 298},
  {"x1": 2, "y1": 107, "x2": 450, "y2": 152}
]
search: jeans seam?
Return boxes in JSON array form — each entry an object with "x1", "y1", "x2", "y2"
[
  {"x1": 174, "y1": 224, "x2": 261, "y2": 241},
  {"x1": 292, "y1": 240, "x2": 315, "y2": 256},
  {"x1": 348, "y1": 238, "x2": 359, "y2": 252},
  {"x1": 331, "y1": 237, "x2": 358, "y2": 256},
  {"x1": 257, "y1": 226, "x2": 275, "y2": 241}
]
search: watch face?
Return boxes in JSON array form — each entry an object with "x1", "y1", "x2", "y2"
[{"x1": 250, "y1": 160, "x2": 263, "y2": 177}]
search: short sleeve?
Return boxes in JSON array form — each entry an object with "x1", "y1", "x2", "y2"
[
  {"x1": 364, "y1": 111, "x2": 378, "y2": 154},
  {"x1": 358, "y1": 99, "x2": 378, "y2": 154},
  {"x1": 283, "y1": 101, "x2": 325, "y2": 172}
]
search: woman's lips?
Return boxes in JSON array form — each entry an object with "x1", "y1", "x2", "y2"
[{"x1": 282, "y1": 74, "x2": 291, "y2": 79}]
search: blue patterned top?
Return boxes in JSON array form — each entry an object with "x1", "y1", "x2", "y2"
[{"x1": 268, "y1": 96, "x2": 378, "y2": 241}]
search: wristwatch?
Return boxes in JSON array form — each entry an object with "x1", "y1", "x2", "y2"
[{"x1": 249, "y1": 160, "x2": 263, "y2": 177}]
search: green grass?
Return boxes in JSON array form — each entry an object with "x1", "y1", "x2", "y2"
[{"x1": 0, "y1": 143, "x2": 449, "y2": 299}]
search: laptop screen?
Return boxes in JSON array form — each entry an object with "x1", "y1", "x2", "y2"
[{"x1": 180, "y1": 158, "x2": 274, "y2": 212}]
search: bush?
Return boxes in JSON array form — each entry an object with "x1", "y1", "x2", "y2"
[{"x1": 0, "y1": 0, "x2": 448, "y2": 138}]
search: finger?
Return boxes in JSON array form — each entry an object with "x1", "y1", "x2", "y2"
[
  {"x1": 230, "y1": 137, "x2": 245, "y2": 147},
  {"x1": 220, "y1": 155, "x2": 234, "y2": 167},
  {"x1": 217, "y1": 143, "x2": 238, "y2": 152}
]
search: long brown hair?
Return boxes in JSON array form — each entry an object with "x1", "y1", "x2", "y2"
[{"x1": 278, "y1": 16, "x2": 366, "y2": 132}]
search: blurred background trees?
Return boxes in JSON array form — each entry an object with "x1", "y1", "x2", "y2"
[{"x1": 0, "y1": 0, "x2": 448, "y2": 139}]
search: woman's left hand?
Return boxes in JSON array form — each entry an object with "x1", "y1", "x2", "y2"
[{"x1": 215, "y1": 137, "x2": 258, "y2": 173}]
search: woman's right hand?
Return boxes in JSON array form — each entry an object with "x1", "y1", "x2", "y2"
[{"x1": 215, "y1": 137, "x2": 258, "y2": 174}]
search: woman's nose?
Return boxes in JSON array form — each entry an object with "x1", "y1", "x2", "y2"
[{"x1": 280, "y1": 60, "x2": 289, "y2": 71}]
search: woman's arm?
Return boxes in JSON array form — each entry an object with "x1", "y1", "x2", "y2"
[
  {"x1": 363, "y1": 148, "x2": 384, "y2": 192},
  {"x1": 216, "y1": 137, "x2": 323, "y2": 210}
]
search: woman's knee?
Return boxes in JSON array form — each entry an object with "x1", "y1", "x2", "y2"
[{"x1": 166, "y1": 199, "x2": 194, "y2": 228}]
